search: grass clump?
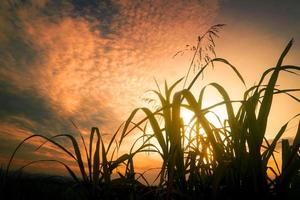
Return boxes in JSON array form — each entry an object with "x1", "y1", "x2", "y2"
[{"x1": 3, "y1": 27, "x2": 300, "y2": 200}]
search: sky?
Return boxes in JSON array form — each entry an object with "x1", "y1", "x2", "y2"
[{"x1": 0, "y1": 0, "x2": 300, "y2": 176}]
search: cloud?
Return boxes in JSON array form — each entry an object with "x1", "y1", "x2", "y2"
[
  {"x1": 0, "y1": 0, "x2": 219, "y2": 170},
  {"x1": 0, "y1": 81, "x2": 57, "y2": 125}
]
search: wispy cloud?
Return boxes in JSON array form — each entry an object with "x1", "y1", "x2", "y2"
[{"x1": 0, "y1": 0, "x2": 218, "y2": 169}]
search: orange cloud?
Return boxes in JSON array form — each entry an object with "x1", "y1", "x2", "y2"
[
  {"x1": 18, "y1": 0, "x2": 219, "y2": 131},
  {"x1": 0, "y1": 0, "x2": 219, "y2": 175}
]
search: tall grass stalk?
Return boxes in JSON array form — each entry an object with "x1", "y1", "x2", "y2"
[{"x1": 5, "y1": 35, "x2": 300, "y2": 199}]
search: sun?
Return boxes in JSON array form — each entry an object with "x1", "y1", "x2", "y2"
[
  {"x1": 180, "y1": 106, "x2": 228, "y2": 128},
  {"x1": 180, "y1": 108, "x2": 194, "y2": 125},
  {"x1": 180, "y1": 105, "x2": 229, "y2": 149},
  {"x1": 180, "y1": 105, "x2": 229, "y2": 142}
]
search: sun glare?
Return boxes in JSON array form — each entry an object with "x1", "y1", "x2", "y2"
[
  {"x1": 180, "y1": 105, "x2": 228, "y2": 130},
  {"x1": 180, "y1": 108, "x2": 194, "y2": 125}
]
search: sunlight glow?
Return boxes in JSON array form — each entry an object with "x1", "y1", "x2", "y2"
[
  {"x1": 180, "y1": 105, "x2": 228, "y2": 132},
  {"x1": 180, "y1": 108, "x2": 194, "y2": 125}
]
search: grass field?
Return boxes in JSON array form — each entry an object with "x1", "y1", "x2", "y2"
[{"x1": 2, "y1": 27, "x2": 300, "y2": 199}]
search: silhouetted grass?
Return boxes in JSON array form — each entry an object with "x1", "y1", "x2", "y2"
[{"x1": 3, "y1": 30, "x2": 300, "y2": 200}]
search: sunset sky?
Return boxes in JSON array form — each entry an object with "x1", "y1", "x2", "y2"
[{"x1": 0, "y1": 0, "x2": 300, "y2": 175}]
